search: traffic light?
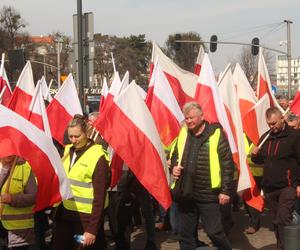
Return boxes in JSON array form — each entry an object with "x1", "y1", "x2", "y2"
[
  {"x1": 174, "y1": 33, "x2": 182, "y2": 51},
  {"x1": 210, "y1": 35, "x2": 218, "y2": 53},
  {"x1": 251, "y1": 37, "x2": 260, "y2": 56}
]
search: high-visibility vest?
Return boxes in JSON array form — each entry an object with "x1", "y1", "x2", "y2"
[
  {"x1": 172, "y1": 126, "x2": 222, "y2": 189},
  {"x1": 243, "y1": 134, "x2": 263, "y2": 177},
  {"x1": 63, "y1": 144, "x2": 109, "y2": 214},
  {"x1": 1, "y1": 162, "x2": 34, "y2": 230}
]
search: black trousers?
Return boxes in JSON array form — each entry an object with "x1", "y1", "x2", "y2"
[
  {"x1": 264, "y1": 186, "x2": 296, "y2": 250},
  {"x1": 178, "y1": 201, "x2": 232, "y2": 250},
  {"x1": 244, "y1": 176, "x2": 263, "y2": 230}
]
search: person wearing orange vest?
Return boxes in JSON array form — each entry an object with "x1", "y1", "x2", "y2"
[
  {"x1": 0, "y1": 156, "x2": 37, "y2": 250},
  {"x1": 52, "y1": 114, "x2": 109, "y2": 250},
  {"x1": 171, "y1": 102, "x2": 234, "y2": 250}
]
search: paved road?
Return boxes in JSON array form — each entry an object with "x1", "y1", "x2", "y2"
[{"x1": 106, "y1": 208, "x2": 276, "y2": 250}]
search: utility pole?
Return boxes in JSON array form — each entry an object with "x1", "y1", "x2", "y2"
[
  {"x1": 77, "y1": 0, "x2": 84, "y2": 109},
  {"x1": 56, "y1": 40, "x2": 62, "y2": 88},
  {"x1": 284, "y1": 19, "x2": 293, "y2": 99}
]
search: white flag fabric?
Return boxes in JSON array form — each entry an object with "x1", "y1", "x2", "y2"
[{"x1": 0, "y1": 104, "x2": 72, "y2": 211}]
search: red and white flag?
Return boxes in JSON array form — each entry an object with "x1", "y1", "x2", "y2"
[
  {"x1": 242, "y1": 94, "x2": 270, "y2": 146},
  {"x1": 101, "y1": 72, "x2": 121, "y2": 111},
  {"x1": 28, "y1": 80, "x2": 52, "y2": 138},
  {"x1": 99, "y1": 77, "x2": 109, "y2": 112},
  {"x1": 0, "y1": 104, "x2": 72, "y2": 211},
  {"x1": 40, "y1": 76, "x2": 53, "y2": 103},
  {"x1": 219, "y1": 65, "x2": 264, "y2": 211},
  {"x1": 46, "y1": 73, "x2": 82, "y2": 145},
  {"x1": 290, "y1": 86, "x2": 300, "y2": 116},
  {"x1": 257, "y1": 49, "x2": 282, "y2": 111},
  {"x1": 94, "y1": 82, "x2": 172, "y2": 209},
  {"x1": 146, "y1": 61, "x2": 184, "y2": 146},
  {"x1": 194, "y1": 45, "x2": 205, "y2": 75},
  {"x1": 195, "y1": 53, "x2": 237, "y2": 154},
  {"x1": 0, "y1": 54, "x2": 12, "y2": 106},
  {"x1": 233, "y1": 63, "x2": 257, "y2": 118},
  {"x1": 151, "y1": 42, "x2": 197, "y2": 109},
  {"x1": 8, "y1": 61, "x2": 35, "y2": 118}
]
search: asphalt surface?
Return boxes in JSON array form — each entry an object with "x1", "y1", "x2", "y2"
[{"x1": 106, "y1": 207, "x2": 277, "y2": 250}]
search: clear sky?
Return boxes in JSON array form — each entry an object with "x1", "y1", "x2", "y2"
[{"x1": 1, "y1": 0, "x2": 299, "y2": 73}]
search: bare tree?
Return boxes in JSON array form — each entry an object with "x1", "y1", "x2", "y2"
[
  {"x1": 0, "y1": 6, "x2": 27, "y2": 49},
  {"x1": 237, "y1": 46, "x2": 275, "y2": 88}
]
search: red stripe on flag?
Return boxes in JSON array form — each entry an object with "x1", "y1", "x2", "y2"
[
  {"x1": 95, "y1": 105, "x2": 172, "y2": 209},
  {"x1": 0, "y1": 127, "x2": 62, "y2": 211},
  {"x1": 148, "y1": 94, "x2": 181, "y2": 146},
  {"x1": 8, "y1": 87, "x2": 32, "y2": 118},
  {"x1": 164, "y1": 72, "x2": 194, "y2": 110},
  {"x1": 194, "y1": 84, "x2": 218, "y2": 123},
  {"x1": 47, "y1": 98, "x2": 73, "y2": 145}
]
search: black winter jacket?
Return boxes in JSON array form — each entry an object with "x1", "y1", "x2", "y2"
[
  {"x1": 251, "y1": 124, "x2": 300, "y2": 193},
  {"x1": 171, "y1": 122, "x2": 235, "y2": 203}
]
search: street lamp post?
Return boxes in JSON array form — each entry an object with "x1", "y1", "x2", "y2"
[
  {"x1": 284, "y1": 19, "x2": 293, "y2": 99},
  {"x1": 56, "y1": 40, "x2": 63, "y2": 88}
]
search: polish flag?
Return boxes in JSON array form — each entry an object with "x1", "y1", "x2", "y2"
[
  {"x1": 195, "y1": 53, "x2": 237, "y2": 154},
  {"x1": 101, "y1": 72, "x2": 122, "y2": 111},
  {"x1": 233, "y1": 63, "x2": 257, "y2": 118},
  {"x1": 219, "y1": 65, "x2": 264, "y2": 211},
  {"x1": 290, "y1": 86, "x2": 300, "y2": 116},
  {"x1": 151, "y1": 42, "x2": 197, "y2": 109},
  {"x1": 0, "y1": 104, "x2": 72, "y2": 211},
  {"x1": 257, "y1": 49, "x2": 282, "y2": 111},
  {"x1": 0, "y1": 54, "x2": 12, "y2": 106},
  {"x1": 46, "y1": 74, "x2": 82, "y2": 145},
  {"x1": 28, "y1": 80, "x2": 52, "y2": 138},
  {"x1": 94, "y1": 82, "x2": 172, "y2": 209},
  {"x1": 99, "y1": 77, "x2": 109, "y2": 112},
  {"x1": 146, "y1": 61, "x2": 184, "y2": 146},
  {"x1": 40, "y1": 76, "x2": 53, "y2": 103},
  {"x1": 194, "y1": 45, "x2": 205, "y2": 75},
  {"x1": 242, "y1": 94, "x2": 270, "y2": 146},
  {"x1": 97, "y1": 72, "x2": 129, "y2": 188},
  {"x1": 8, "y1": 61, "x2": 35, "y2": 118}
]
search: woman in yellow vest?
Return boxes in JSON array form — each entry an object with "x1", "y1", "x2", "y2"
[
  {"x1": 52, "y1": 114, "x2": 109, "y2": 250},
  {"x1": 0, "y1": 156, "x2": 37, "y2": 250}
]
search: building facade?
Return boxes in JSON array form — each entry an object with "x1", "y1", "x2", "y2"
[{"x1": 276, "y1": 55, "x2": 300, "y2": 96}]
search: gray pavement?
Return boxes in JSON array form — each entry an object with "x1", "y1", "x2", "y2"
[{"x1": 106, "y1": 208, "x2": 277, "y2": 250}]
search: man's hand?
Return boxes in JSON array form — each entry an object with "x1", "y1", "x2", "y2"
[
  {"x1": 83, "y1": 232, "x2": 96, "y2": 247},
  {"x1": 172, "y1": 165, "x2": 183, "y2": 179},
  {"x1": 218, "y1": 193, "x2": 230, "y2": 205},
  {"x1": 297, "y1": 186, "x2": 300, "y2": 197},
  {"x1": 0, "y1": 194, "x2": 12, "y2": 204},
  {"x1": 251, "y1": 146, "x2": 260, "y2": 155}
]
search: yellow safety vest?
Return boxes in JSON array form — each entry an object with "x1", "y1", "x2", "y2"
[
  {"x1": 62, "y1": 144, "x2": 109, "y2": 213},
  {"x1": 1, "y1": 162, "x2": 34, "y2": 230},
  {"x1": 243, "y1": 134, "x2": 263, "y2": 177},
  {"x1": 171, "y1": 126, "x2": 221, "y2": 189}
]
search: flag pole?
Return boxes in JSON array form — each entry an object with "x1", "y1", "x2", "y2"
[
  {"x1": 0, "y1": 86, "x2": 7, "y2": 103},
  {"x1": 111, "y1": 52, "x2": 116, "y2": 73}
]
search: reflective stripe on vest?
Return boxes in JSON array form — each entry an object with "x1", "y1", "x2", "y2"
[
  {"x1": 174, "y1": 126, "x2": 221, "y2": 189},
  {"x1": 1, "y1": 162, "x2": 34, "y2": 230},
  {"x1": 63, "y1": 144, "x2": 108, "y2": 213},
  {"x1": 243, "y1": 134, "x2": 263, "y2": 177}
]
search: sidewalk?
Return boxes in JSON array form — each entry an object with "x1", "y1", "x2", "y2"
[{"x1": 106, "y1": 208, "x2": 276, "y2": 250}]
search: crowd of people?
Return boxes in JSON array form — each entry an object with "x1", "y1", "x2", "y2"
[{"x1": 0, "y1": 94, "x2": 300, "y2": 250}]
